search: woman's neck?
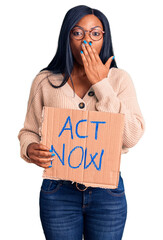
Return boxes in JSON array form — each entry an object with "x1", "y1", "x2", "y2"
[
  {"x1": 63, "y1": 61, "x2": 89, "y2": 85},
  {"x1": 71, "y1": 62, "x2": 86, "y2": 78}
]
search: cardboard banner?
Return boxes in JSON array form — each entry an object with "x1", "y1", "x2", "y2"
[{"x1": 40, "y1": 106, "x2": 125, "y2": 189}]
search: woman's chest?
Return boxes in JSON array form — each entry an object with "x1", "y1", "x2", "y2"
[
  {"x1": 67, "y1": 77, "x2": 92, "y2": 99},
  {"x1": 73, "y1": 86, "x2": 91, "y2": 99},
  {"x1": 43, "y1": 81, "x2": 97, "y2": 111}
]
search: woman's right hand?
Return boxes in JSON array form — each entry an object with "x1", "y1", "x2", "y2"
[{"x1": 27, "y1": 143, "x2": 54, "y2": 168}]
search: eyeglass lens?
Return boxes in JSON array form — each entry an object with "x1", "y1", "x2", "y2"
[{"x1": 71, "y1": 28, "x2": 103, "y2": 40}]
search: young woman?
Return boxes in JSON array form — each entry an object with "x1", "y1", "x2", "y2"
[{"x1": 18, "y1": 5, "x2": 145, "y2": 240}]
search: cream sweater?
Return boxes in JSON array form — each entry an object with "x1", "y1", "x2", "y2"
[{"x1": 18, "y1": 67, "x2": 145, "y2": 164}]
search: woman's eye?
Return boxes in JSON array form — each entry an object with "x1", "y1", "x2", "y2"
[
  {"x1": 92, "y1": 31, "x2": 100, "y2": 36},
  {"x1": 73, "y1": 31, "x2": 82, "y2": 36}
]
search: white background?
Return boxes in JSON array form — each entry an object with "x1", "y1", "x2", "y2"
[{"x1": 0, "y1": 0, "x2": 163, "y2": 239}]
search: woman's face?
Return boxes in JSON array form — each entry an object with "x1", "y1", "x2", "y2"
[{"x1": 70, "y1": 14, "x2": 104, "y2": 66}]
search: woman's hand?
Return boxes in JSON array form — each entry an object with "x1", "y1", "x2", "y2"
[
  {"x1": 27, "y1": 143, "x2": 54, "y2": 168},
  {"x1": 80, "y1": 40, "x2": 114, "y2": 84}
]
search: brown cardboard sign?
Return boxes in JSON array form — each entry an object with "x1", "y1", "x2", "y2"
[{"x1": 40, "y1": 106, "x2": 125, "y2": 189}]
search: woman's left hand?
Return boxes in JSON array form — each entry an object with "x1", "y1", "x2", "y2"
[{"x1": 80, "y1": 41, "x2": 114, "y2": 84}]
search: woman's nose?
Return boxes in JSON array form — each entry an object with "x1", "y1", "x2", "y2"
[{"x1": 83, "y1": 32, "x2": 92, "y2": 43}]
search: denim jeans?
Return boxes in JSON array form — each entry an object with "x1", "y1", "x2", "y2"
[{"x1": 39, "y1": 172, "x2": 127, "y2": 240}]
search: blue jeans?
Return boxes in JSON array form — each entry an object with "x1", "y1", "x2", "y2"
[{"x1": 39, "y1": 172, "x2": 127, "y2": 240}]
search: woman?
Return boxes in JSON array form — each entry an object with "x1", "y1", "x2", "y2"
[{"x1": 18, "y1": 5, "x2": 145, "y2": 240}]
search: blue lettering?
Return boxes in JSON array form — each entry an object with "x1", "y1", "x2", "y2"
[
  {"x1": 75, "y1": 119, "x2": 88, "y2": 138},
  {"x1": 49, "y1": 144, "x2": 65, "y2": 165},
  {"x1": 58, "y1": 116, "x2": 73, "y2": 139},
  {"x1": 84, "y1": 149, "x2": 104, "y2": 170},
  {"x1": 90, "y1": 121, "x2": 106, "y2": 140},
  {"x1": 49, "y1": 145, "x2": 104, "y2": 171},
  {"x1": 68, "y1": 146, "x2": 84, "y2": 169}
]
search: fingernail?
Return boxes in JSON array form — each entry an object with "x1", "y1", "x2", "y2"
[
  {"x1": 50, "y1": 158, "x2": 54, "y2": 161},
  {"x1": 51, "y1": 153, "x2": 55, "y2": 157},
  {"x1": 48, "y1": 165, "x2": 52, "y2": 168},
  {"x1": 112, "y1": 56, "x2": 115, "y2": 60},
  {"x1": 89, "y1": 41, "x2": 92, "y2": 46},
  {"x1": 49, "y1": 148, "x2": 53, "y2": 152},
  {"x1": 83, "y1": 40, "x2": 87, "y2": 44},
  {"x1": 80, "y1": 50, "x2": 83, "y2": 54}
]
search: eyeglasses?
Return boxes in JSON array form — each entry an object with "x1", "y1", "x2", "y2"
[{"x1": 70, "y1": 26, "x2": 105, "y2": 41}]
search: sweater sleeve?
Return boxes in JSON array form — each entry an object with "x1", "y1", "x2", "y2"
[
  {"x1": 17, "y1": 74, "x2": 44, "y2": 163},
  {"x1": 91, "y1": 69, "x2": 145, "y2": 149}
]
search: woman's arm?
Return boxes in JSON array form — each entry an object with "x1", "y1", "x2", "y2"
[
  {"x1": 91, "y1": 69, "x2": 145, "y2": 149},
  {"x1": 17, "y1": 73, "x2": 44, "y2": 163}
]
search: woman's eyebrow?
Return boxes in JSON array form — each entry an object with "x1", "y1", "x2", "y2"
[{"x1": 74, "y1": 25, "x2": 102, "y2": 30}]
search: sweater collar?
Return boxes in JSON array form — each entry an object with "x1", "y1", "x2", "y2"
[{"x1": 46, "y1": 71, "x2": 95, "y2": 102}]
